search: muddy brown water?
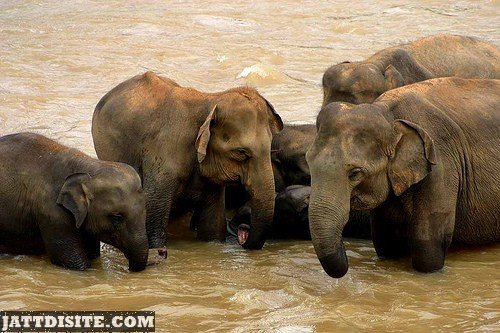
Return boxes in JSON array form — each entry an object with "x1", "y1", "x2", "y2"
[{"x1": 1, "y1": 1, "x2": 499, "y2": 332}]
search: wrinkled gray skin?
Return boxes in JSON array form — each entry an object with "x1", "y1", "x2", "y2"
[
  {"x1": 0, "y1": 133, "x2": 148, "y2": 271},
  {"x1": 92, "y1": 72, "x2": 283, "y2": 250},
  {"x1": 225, "y1": 124, "x2": 314, "y2": 210},
  {"x1": 323, "y1": 34, "x2": 500, "y2": 106},
  {"x1": 229, "y1": 185, "x2": 371, "y2": 240},
  {"x1": 308, "y1": 78, "x2": 500, "y2": 278},
  {"x1": 228, "y1": 124, "x2": 371, "y2": 240},
  {"x1": 272, "y1": 124, "x2": 315, "y2": 191}
]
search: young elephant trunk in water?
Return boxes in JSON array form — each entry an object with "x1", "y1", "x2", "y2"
[{"x1": 123, "y1": 234, "x2": 149, "y2": 272}]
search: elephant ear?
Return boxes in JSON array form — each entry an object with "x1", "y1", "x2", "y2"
[
  {"x1": 388, "y1": 119, "x2": 437, "y2": 196},
  {"x1": 195, "y1": 104, "x2": 217, "y2": 163},
  {"x1": 56, "y1": 173, "x2": 91, "y2": 228},
  {"x1": 384, "y1": 65, "x2": 405, "y2": 90},
  {"x1": 264, "y1": 98, "x2": 283, "y2": 135}
]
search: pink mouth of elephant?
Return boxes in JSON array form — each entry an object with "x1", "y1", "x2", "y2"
[
  {"x1": 157, "y1": 247, "x2": 168, "y2": 258},
  {"x1": 237, "y1": 224, "x2": 250, "y2": 245},
  {"x1": 146, "y1": 247, "x2": 168, "y2": 266}
]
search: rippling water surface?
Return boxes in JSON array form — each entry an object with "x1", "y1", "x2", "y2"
[{"x1": 1, "y1": 1, "x2": 499, "y2": 332}]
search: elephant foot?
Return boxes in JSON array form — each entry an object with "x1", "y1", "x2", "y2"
[{"x1": 237, "y1": 224, "x2": 250, "y2": 245}]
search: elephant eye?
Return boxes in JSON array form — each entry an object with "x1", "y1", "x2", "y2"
[
  {"x1": 109, "y1": 213, "x2": 124, "y2": 224},
  {"x1": 348, "y1": 168, "x2": 365, "y2": 182},
  {"x1": 232, "y1": 148, "x2": 251, "y2": 161}
]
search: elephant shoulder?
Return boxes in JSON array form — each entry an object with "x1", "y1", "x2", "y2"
[
  {"x1": 141, "y1": 71, "x2": 181, "y2": 88},
  {"x1": 0, "y1": 133, "x2": 69, "y2": 158},
  {"x1": 95, "y1": 71, "x2": 180, "y2": 121}
]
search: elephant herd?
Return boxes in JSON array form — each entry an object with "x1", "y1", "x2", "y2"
[{"x1": 0, "y1": 34, "x2": 499, "y2": 278}]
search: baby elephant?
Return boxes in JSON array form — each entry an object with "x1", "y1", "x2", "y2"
[
  {"x1": 308, "y1": 78, "x2": 500, "y2": 278},
  {"x1": 0, "y1": 133, "x2": 148, "y2": 271},
  {"x1": 323, "y1": 34, "x2": 500, "y2": 105}
]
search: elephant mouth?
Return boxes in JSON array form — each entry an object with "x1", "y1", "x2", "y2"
[
  {"x1": 351, "y1": 195, "x2": 378, "y2": 210},
  {"x1": 237, "y1": 224, "x2": 250, "y2": 245},
  {"x1": 145, "y1": 247, "x2": 168, "y2": 266},
  {"x1": 227, "y1": 205, "x2": 252, "y2": 245}
]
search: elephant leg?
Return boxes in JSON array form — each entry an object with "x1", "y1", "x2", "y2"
[
  {"x1": 83, "y1": 234, "x2": 101, "y2": 260},
  {"x1": 406, "y1": 167, "x2": 457, "y2": 273},
  {"x1": 40, "y1": 219, "x2": 90, "y2": 270},
  {"x1": 371, "y1": 199, "x2": 410, "y2": 259},
  {"x1": 195, "y1": 184, "x2": 226, "y2": 242},
  {"x1": 143, "y1": 167, "x2": 179, "y2": 249},
  {"x1": 343, "y1": 211, "x2": 371, "y2": 239}
]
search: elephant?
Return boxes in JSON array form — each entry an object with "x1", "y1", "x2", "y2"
[
  {"x1": 228, "y1": 185, "x2": 311, "y2": 241},
  {"x1": 0, "y1": 133, "x2": 148, "y2": 271},
  {"x1": 228, "y1": 125, "x2": 371, "y2": 240},
  {"x1": 271, "y1": 124, "x2": 316, "y2": 192},
  {"x1": 307, "y1": 77, "x2": 500, "y2": 278},
  {"x1": 92, "y1": 71, "x2": 283, "y2": 250},
  {"x1": 322, "y1": 34, "x2": 500, "y2": 106},
  {"x1": 225, "y1": 124, "x2": 315, "y2": 211},
  {"x1": 226, "y1": 124, "x2": 315, "y2": 240}
]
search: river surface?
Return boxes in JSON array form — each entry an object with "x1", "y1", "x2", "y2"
[{"x1": 0, "y1": 1, "x2": 499, "y2": 332}]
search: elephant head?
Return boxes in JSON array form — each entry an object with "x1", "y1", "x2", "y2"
[
  {"x1": 322, "y1": 61, "x2": 405, "y2": 106},
  {"x1": 57, "y1": 164, "x2": 149, "y2": 271},
  {"x1": 196, "y1": 88, "x2": 283, "y2": 249},
  {"x1": 306, "y1": 102, "x2": 436, "y2": 277}
]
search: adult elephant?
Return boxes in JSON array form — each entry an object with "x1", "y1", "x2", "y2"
[
  {"x1": 0, "y1": 133, "x2": 148, "y2": 271},
  {"x1": 228, "y1": 124, "x2": 371, "y2": 240},
  {"x1": 322, "y1": 34, "x2": 500, "y2": 105},
  {"x1": 92, "y1": 71, "x2": 283, "y2": 250},
  {"x1": 307, "y1": 78, "x2": 500, "y2": 278}
]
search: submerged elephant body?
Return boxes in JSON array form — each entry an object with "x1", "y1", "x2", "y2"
[
  {"x1": 92, "y1": 71, "x2": 283, "y2": 250},
  {"x1": 323, "y1": 34, "x2": 500, "y2": 105},
  {"x1": 308, "y1": 78, "x2": 500, "y2": 278},
  {"x1": 0, "y1": 133, "x2": 148, "y2": 271}
]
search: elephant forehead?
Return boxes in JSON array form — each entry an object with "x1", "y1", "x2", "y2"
[
  {"x1": 340, "y1": 131, "x2": 387, "y2": 159},
  {"x1": 217, "y1": 110, "x2": 271, "y2": 141},
  {"x1": 91, "y1": 172, "x2": 141, "y2": 197},
  {"x1": 327, "y1": 64, "x2": 382, "y2": 90},
  {"x1": 322, "y1": 105, "x2": 383, "y2": 129},
  {"x1": 350, "y1": 69, "x2": 384, "y2": 90}
]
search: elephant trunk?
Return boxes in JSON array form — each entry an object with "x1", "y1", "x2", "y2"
[
  {"x1": 123, "y1": 233, "x2": 149, "y2": 272},
  {"x1": 309, "y1": 177, "x2": 350, "y2": 278},
  {"x1": 241, "y1": 159, "x2": 275, "y2": 250}
]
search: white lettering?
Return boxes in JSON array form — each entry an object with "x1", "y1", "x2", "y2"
[
  {"x1": 44, "y1": 316, "x2": 57, "y2": 328},
  {"x1": 32, "y1": 316, "x2": 44, "y2": 327},
  {"x1": 74, "y1": 315, "x2": 81, "y2": 328},
  {"x1": 93, "y1": 316, "x2": 104, "y2": 328},
  {"x1": 124, "y1": 316, "x2": 136, "y2": 328},
  {"x1": 81, "y1": 316, "x2": 93, "y2": 328},
  {"x1": 138, "y1": 316, "x2": 154, "y2": 328},
  {"x1": 64, "y1": 316, "x2": 74, "y2": 328},
  {"x1": 2, "y1": 316, "x2": 9, "y2": 331},
  {"x1": 112, "y1": 316, "x2": 123, "y2": 328},
  {"x1": 9, "y1": 316, "x2": 21, "y2": 328},
  {"x1": 20, "y1": 316, "x2": 32, "y2": 327}
]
